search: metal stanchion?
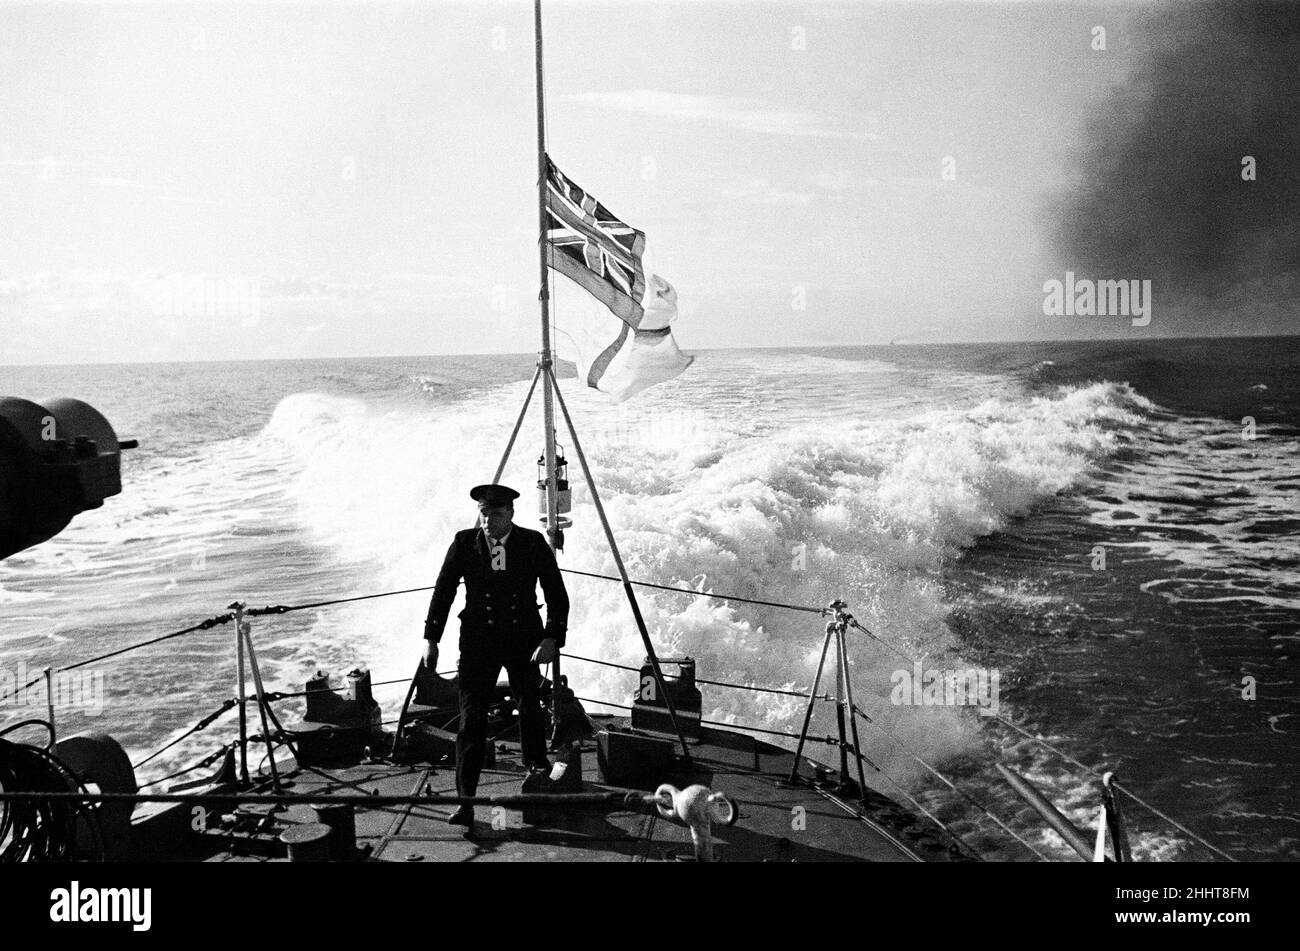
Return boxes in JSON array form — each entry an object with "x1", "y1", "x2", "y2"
[
  {"x1": 783, "y1": 600, "x2": 870, "y2": 803},
  {"x1": 231, "y1": 601, "x2": 250, "y2": 785},
  {"x1": 784, "y1": 613, "x2": 835, "y2": 786},
  {"x1": 43, "y1": 667, "x2": 55, "y2": 750}
]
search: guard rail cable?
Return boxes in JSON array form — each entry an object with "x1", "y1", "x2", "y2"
[
  {"x1": 844, "y1": 616, "x2": 1236, "y2": 862},
  {"x1": 0, "y1": 574, "x2": 1237, "y2": 861}
]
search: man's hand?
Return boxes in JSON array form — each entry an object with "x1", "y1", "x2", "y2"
[
  {"x1": 531, "y1": 637, "x2": 557, "y2": 665},
  {"x1": 423, "y1": 640, "x2": 439, "y2": 670}
]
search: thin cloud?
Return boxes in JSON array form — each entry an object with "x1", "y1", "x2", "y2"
[
  {"x1": 560, "y1": 89, "x2": 882, "y2": 141},
  {"x1": 88, "y1": 176, "x2": 148, "y2": 190},
  {"x1": 809, "y1": 169, "x2": 876, "y2": 192},
  {"x1": 719, "y1": 175, "x2": 813, "y2": 207},
  {"x1": 153, "y1": 194, "x2": 219, "y2": 206}
]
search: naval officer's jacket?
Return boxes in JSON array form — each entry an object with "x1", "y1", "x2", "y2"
[{"x1": 424, "y1": 525, "x2": 569, "y2": 651}]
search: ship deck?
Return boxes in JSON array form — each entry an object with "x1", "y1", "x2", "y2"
[{"x1": 153, "y1": 715, "x2": 972, "y2": 863}]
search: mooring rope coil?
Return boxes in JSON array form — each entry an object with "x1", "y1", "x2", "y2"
[{"x1": 0, "y1": 738, "x2": 106, "y2": 861}]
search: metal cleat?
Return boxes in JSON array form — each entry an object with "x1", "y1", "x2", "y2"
[{"x1": 654, "y1": 783, "x2": 739, "y2": 862}]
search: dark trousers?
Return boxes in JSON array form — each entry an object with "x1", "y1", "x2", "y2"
[{"x1": 456, "y1": 639, "x2": 548, "y2": 797}]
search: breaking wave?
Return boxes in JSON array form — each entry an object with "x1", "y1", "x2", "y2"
[{"x1": 257, "y1": 373, "x2": 1153, "y2": 782}]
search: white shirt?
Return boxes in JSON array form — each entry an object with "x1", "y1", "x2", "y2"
[{"x1": 484, "y1": 526, "x2": 511, "y2": 571}]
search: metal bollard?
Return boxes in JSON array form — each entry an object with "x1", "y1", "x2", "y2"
[
  {"x1": 280, "y1": 823, "x2": 332, "y2": 862},
  {"x1": 311, "y1": 802, "x2": 357, "y2": 860}
]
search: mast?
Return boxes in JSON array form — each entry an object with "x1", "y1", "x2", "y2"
[
  {"x1": 534, "y1": 0, "x2": 561, "y2": 553},
  {"x1": 527, "y1": 0, "x2": 690, "y2": 762},
  {"x1": 534, "y1": 0, "x2": 566, "y2": 742}
]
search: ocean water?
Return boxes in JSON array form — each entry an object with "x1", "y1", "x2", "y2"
[{"x1": 1, "y1": 338, "x2": 1296, "y2": 861}]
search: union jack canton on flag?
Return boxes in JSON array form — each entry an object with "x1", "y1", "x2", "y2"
[
  {"x1": 543, "y1": 156, "x2": 693, "y2": 402},
  {"x1": 544, "y1": 156, "x2": 647, "y2": 327}
]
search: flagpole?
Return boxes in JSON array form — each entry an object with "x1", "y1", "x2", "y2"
[
  {"x1": 534, "y1": 0, "x2": 560, "y2": 554},
  {"x1": 529, "y1": 0, "x2": 691, "y2": 763},
  {"x1": 534, "y1": 0, "x2": 566, "y2": 744}
]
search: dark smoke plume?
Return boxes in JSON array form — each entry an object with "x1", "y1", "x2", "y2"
[{"x1": 1059, "y1": 2, "x2": 1300, "y2": 307}]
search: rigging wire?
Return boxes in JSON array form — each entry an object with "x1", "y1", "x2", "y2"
[
  {"x1": 3, "y1": 557, "x2": 1239, "y2": 860},
  {"x1": 560, "y1": 651, "x2": 832, "y2": 701},
  {"x1": 849, "y1": 706, "x2": 1052, "y2": 862},
  {"x1": 244, "y1": 585, "x2": 435, "y2": 617},
  {"x1": 559, "y1": 568, "x2": 828, "y2": 615},
  {"x1": 1, "y1": 577, "x2": 819, "y2": 710},
  {"x1": 132, "y1": 699, "x2": 237, "y2": 770},
  {"x1": 1, "y1": 6, "x2": 1241, "y2": 856},
  {"x1": 571, "y1": 694, "x2": 841, "y2": 747},
  {"x1": 843, "y1": 617, "x2": 1237, "y2": 862},
  {"x1": 849, "y1": 759, "x2": 982, "y2": 861},
  {"x1": 0, "y1": 613, "x2": 236, "y2": 707},
  {"x1": 136, "y1": 743, "x2": 235, "y2": 790}
]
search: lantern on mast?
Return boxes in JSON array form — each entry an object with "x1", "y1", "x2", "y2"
[{"x1": 537, "y1": 448, "x2": 572, "y2": 530}]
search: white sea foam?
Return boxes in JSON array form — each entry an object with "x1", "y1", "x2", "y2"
[
  {"x1": 2, "y1": 352, "x2": 1288, "y2": 860},
  {"x1": 1082, "y1": 414, "x2": 1300, "y2": 608},
  {"x1": 251, "y1": 374, "x2": 1149, "y2": 777}
]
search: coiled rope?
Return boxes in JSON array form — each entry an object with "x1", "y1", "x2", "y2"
[{"x1": 0, "y1": 736, "x2": 105, "y2": 861}]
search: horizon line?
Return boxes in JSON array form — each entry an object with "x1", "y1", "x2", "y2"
[{"x1": 3, "y1": 331, "x2": 1298, "y2": 370}]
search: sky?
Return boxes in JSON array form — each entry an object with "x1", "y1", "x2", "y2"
[{"x1": 0, "y1": 0, "x2": 1296, "y2": 365}]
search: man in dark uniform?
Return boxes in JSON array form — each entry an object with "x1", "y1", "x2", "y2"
[{"x1": 422, "y1": 483, "x2": 569, "y2": 827}]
